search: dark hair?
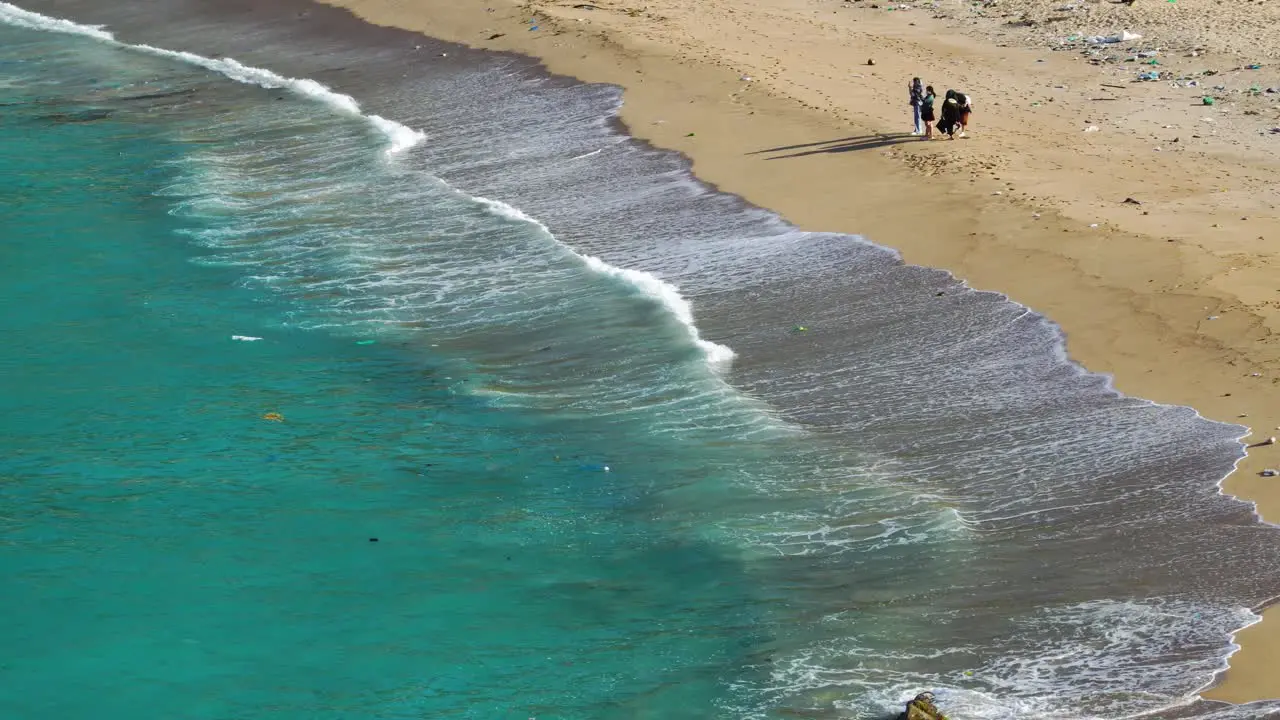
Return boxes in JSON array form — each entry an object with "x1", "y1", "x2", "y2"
[
  {"x1": 925, "y1": 85, "x2": 935, "y2": 94},
  {"x1": 912, "y1": 77, "x2": 921, "y2": 84}
]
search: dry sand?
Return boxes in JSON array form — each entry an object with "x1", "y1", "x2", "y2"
[{"x1": 320, "y1": 0, "x2": 1280, "y2": 704}]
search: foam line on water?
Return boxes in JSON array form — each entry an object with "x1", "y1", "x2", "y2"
[
  {"x1": 0, "y1": 1, "x2": 731, "y2": 371},
  {"x1": 474, "y1": 195, "x2": 736, "y2": 370},
  {"x1": 0, "y1": 2, "x2": 425, "y2": 155}
]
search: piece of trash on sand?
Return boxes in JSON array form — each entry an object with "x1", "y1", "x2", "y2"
[
  {"x1": 1262, "y1": 469, "x2": 1280, "y2": 477},
  {"x1": 1084, "y1": 125, "x2": 1100, "y2": 132},
  {"x1": 1089, "y1": 30, "x2": 1142, "y2": 45},
  {"x1": 1202, "y1": 97, "x2": 1214, "y2": 105},
  {"x1": 1122, "y1": 197, "x2": 1141, "y2": 205},
  {"x1": 262, "y1": 412, "x2": 285, "y2": 422},
  {"x1": 231, "y1": 335, "x2": 262, "y2": 342}
]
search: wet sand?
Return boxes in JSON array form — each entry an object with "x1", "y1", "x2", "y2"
[{"x1": 318, "y1": 0, "x2": 1280, "y2": 703}]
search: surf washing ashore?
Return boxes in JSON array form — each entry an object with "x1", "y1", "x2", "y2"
[{"x1": 2, "y1": 0, "x2": 1280, "y2": 718}]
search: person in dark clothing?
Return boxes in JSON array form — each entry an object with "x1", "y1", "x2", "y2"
[
  {"x1": 937, "y1": 89, "x2": 960, "y2": 139},
  {"x1": 921, "y1": 85, "x2": 936, "y2": 140},
  {"x1": 908, "y1": 77, "x2": 924, "y2": 135}
]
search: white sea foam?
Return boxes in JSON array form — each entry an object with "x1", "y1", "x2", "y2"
[
  {"x1": 0, "y1": 1, "x2": 733, "y2": 371},
  {"x1": 0, "y1": 2, "x2": 425, "y2": 155},
  {"x1": 475, "y1": 196, "x2": 736, "y2": 370},
  {"x1": 753, "y1": 598, "x2": 1272, "y2": 720},
  {"x1": 0, "y1": 1, "x2": 111, "y2": 40}
]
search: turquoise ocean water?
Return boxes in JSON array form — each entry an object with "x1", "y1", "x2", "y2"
[
  {"x1": 5, "y1": 4, "x2": 1280, "y2": 719},
  {"x1": 0, "y1": 24, "x2": 789, "y2": 719}
]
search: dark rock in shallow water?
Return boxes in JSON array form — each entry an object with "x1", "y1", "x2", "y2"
[{"x1": 41, "y1": 108, "x2": 113, "y2": 123}]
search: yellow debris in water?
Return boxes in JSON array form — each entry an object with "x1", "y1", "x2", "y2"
[{"x1": 262, "y1": 412, "x2": 284, "y2": 422}]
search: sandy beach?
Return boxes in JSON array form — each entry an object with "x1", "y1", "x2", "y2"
[{"x1": 319, "y1": 0, "x2": 1280, "y2": 704}]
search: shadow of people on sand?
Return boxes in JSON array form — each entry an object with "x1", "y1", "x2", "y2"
[{"x1": 750, "y1": 133, "x2": 917, "y2": 159}]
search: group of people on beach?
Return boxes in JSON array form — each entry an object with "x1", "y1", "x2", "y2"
[{"x1": 908, "y1": 77, "x2": 971, "y2": 140}]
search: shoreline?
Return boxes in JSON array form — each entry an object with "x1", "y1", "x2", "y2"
[{"x1": 319, "y1": 0, "x2": 1280, "y2": 704}]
